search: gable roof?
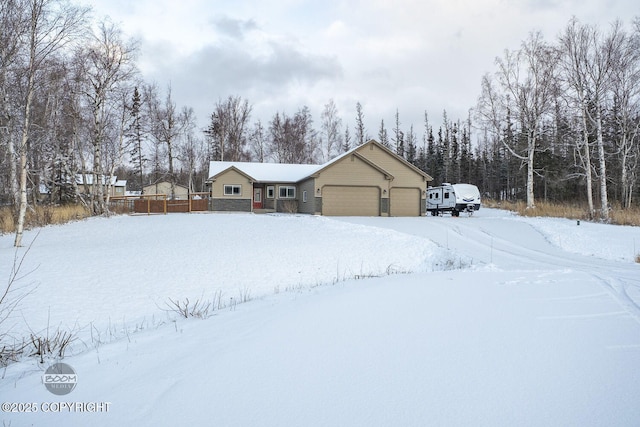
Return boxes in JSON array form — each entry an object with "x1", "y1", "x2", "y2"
[
  {"x1": 208, "y1": 161, "x2": 320, "y2": 183},
  {"x1": 207, "y1": 139, "x2": 433, "y2": 183}
]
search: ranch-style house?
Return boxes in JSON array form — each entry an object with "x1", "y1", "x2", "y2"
[{"x1": 207, "y1": 140, "x2": 433, "y2": 216}]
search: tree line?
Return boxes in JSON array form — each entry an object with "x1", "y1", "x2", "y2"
[{"x1": 1, "y1": 0, "x2": 639, "y2": 247}]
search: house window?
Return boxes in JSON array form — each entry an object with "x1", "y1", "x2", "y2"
[
  {"x1": 279, "y1": 186, "x2": 296, "y2": 199},
  {"x1": 302, "y1": 190, "x2": 307, "y2": 203},
  {"x1": 266, "y1": 186, "x2": 275, "y2": 198},
  {"x1": 224, "y1": 185, "x2": 241, "y2": 196}
]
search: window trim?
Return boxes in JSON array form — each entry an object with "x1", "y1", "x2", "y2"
[
  {"x1": 302, "y1": 190, "x2": 307, "y2": 203},
  {"x1": 223, "y1": 184, "x2": 242, "y2": 196},
  {"x1": 266, "y1": 185, "x2": 275, "y2": 199},
  {"x1": 278, "y1": 186, "x2": 296, "y2": 199}
]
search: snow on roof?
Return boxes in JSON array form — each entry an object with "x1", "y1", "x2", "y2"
[
  {"x1": 208, "y1": 161, "x2": 321, "y2": 183},
  {"x1": 76, "y1": 174, "x2": 118, "y2": 185}
]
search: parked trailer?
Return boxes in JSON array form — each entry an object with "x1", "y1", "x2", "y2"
[{"x1": 426, "y1": 183, "x2": 481, "y2": 217}]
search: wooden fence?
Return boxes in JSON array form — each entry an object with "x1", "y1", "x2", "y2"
[{"x1": 110, "y1": 193, "x2": 209, "y2": 214}]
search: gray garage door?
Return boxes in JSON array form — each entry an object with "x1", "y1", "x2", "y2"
[
  {"x1": 322, "y1": 186, "x2": 380, "y2": 216},
  {"x1": 390, "y1": 188, "x2": 421, "y2": 216}
]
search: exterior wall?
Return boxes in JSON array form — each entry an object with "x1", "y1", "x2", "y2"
[
  {"x1": 210, "y1": 198, "x2": 251, "y2": 212},
  {"x1": 356, "y1": 142, "x2": 427, "y2": 215},
  {"x1": 143, "y1": 182, "x2": 189, "y2": 199},
  {"x1": 274, "y1": 183, "x2": 299, "y2": 213},
  {"x1": 355, "y1": 143, "x2": 426, "y2": 187},
  {"x1": 315, "y1": 154, "x2": 389, "y2": 190},
  {"x1": 210, "y1": 169, "x2": 252, "y2": 211},
  {"x1": 381, "y1": 197, "x2": 389, "y2": 215},
  {"x1": 313, "y1": 153, "x2": 390, "y2": 216},
  {"x1": 113, "y1": 185, "x2": 126, "y2": 197},
  {"x1": 77, "y1": 184, "x2": 125, "y2": 197},
  {"x1": 276, "y1": 199, "x2": 298, "y2": 213},
  {"x1": 297, "y1": 178, "x2": 317, "y2": 214}
]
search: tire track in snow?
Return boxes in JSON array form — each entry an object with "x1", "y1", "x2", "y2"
[
  {"x1": 446, "y1": 218, "x2": 640, "y2": 325},
  {"x1": 592, "y1": 274, "x2": 640, "y2": 325},
  {"x1": 340, "y1": 215, "x2": 640, "y2": 326}
]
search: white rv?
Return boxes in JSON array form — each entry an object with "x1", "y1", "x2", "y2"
[{"x1": 426, "y1": 183, "x2": 481, "y2": 216}]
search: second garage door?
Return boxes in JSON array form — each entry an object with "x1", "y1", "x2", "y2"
[
  {"x1": 390, "y1": 188, "x2": 421, "y2": 216},
  {"x1": 322, "y1": 186, "x2": 380, "y2": 216}
]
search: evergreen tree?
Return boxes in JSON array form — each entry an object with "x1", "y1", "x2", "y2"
[
  {"x1": 127, "y1": 86, "x2": 147, "y2": 192},
  {"x1": 378, "y1": 119, "x2": 390, "y2": 147},
  {"x1": 406, "y1": 125, "x2": 417, "y2": 165},
  {"x1": 342, "y1": 126, "x2": 352, "y2": 153}
]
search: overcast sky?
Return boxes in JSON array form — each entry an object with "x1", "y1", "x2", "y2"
[{"x1": 86, "y1": 0, "x2": 637, "y2": 140}]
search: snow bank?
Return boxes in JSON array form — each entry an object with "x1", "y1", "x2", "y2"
[
  {"x1": 0, "y1": 213, "x2": 454, "y2": 340},
  {"x1": 515, "y1": 216, "x2": 640, "y2": 263},
  {"x1": 1, "y1": 209, "x2": 639, "y2": 427}
]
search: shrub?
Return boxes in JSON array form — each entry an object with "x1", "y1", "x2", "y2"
[
  {"x1": 164, "y1": 297, "x2": 212, "y2": 319},
  {"x1": 29, "y1": 330, "x2": 76, "y2": 364}
]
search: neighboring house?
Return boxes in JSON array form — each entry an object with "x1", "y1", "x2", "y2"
[
  {"x1": 76, "y1": 174, "x2": 127, "y2": 197},
  {"x1": 143, "y1": 182, "x2": 190, "y2": 199},
  {"x1": 207, "y1": 139, "x2": 433, "y2": 216}
]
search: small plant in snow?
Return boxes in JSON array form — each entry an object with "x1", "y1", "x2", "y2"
[
  {"x1": 438, "y1": 256, "x2": 472, "y2": 271},
  {"x1": 238, "y1": 287, "x2": 252, "y2": 303},
  {"x1": 164, "y1": 297, "x2": 212, "y2": 319},
  {"x1": 635, "y1": 254, "x2": 640, "y2": 264},
  {"x1": 29, "y1": 329, "x2": 76, "y2": 364},
  {"x1": 1, "y1": 235, "x2": 38, "y2": 366}
]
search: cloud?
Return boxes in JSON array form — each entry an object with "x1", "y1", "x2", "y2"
[
  {"x1": 90, "y1": 0, "x2": 640, "y2": 135},
  {"x1": 211, "y1": 16, "x2": 258, "y2": 40},
  {"x1": 139, "y1": 33, "x2": 342, "y2": 125}
]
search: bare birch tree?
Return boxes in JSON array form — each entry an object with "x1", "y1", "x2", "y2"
[
  {"x1": 558, "y1": 18, "x2": 597, "y2": 216},
  {"x1": 77, "y1": 19, "x2": 137, "y2": 215},
  {"x1": 571, "y1": 20, "x2": 626, "y2": 220},
  {"x1": 319, "y1": 98, "x2": 342, "y2": 162},
  {"x1": 0, "y1": 0, "x2": 28, "y2": 208},
  {"x1": 14, "y1": 0, "x2": 88, "y2": 247},
  {"x1": 481, "y1": 32, "x2": 559, "y2": 209},
  {"x1": 248, "y1": 119, "x2": 267, "y2": 162},
  {"x1": 204, "y1": 95, "x2": 252, "y2": 162},
  {"x1": 354, "y1": 102, "x2": 366, "y2": 146},
  {"x1": 609, "y1": 20, "x2": 640, "y2": 208}
]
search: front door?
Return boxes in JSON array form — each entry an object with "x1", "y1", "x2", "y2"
[{"x1": 253, "y1": 187, "x2": 263, "y2": 209}]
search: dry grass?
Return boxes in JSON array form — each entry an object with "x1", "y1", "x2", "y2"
[
  {"x1": 610, "y1": 208, "x2": 640, "y2": 227},
  {"x1": 484, "y1": 199, "x2": 640, "y2": 227},
  {"x1": 0, "y1": 204, "x2": 92, "y2": 234}
]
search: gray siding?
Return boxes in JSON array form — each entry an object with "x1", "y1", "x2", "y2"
[{"x1": 297, "y1": 179, "x2": 316, "y2": 214}]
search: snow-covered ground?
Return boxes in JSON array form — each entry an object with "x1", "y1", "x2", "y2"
[{"x1": 1, "y1": 208, "x2": 639, "y2": 426}]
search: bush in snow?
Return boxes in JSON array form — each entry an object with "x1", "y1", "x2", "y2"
[
  {"x1": 164, "y1": 297, "x2": 212, "y2": 319},
  {"x1": 29, "y1": 329, "x2": 76, "y2": 364}
]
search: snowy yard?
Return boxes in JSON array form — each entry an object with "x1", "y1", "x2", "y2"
[{"x1": 1, "y1": 209, "x2": 640, "y2": 426}]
